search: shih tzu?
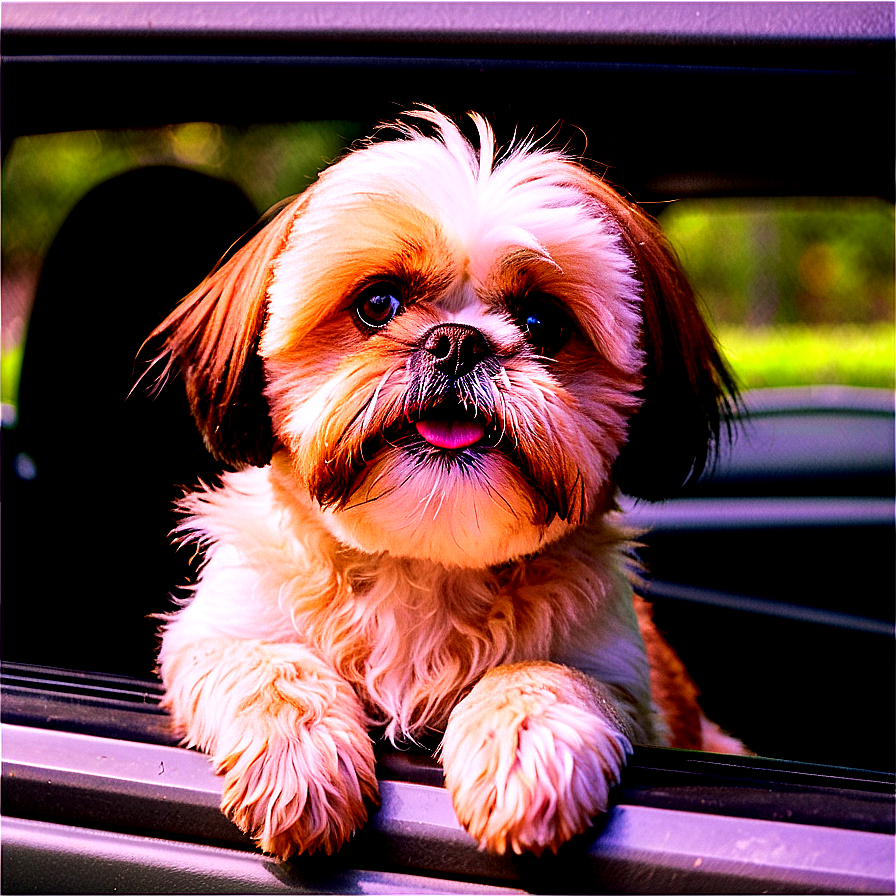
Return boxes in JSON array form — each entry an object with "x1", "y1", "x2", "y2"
[{"x1": 148, "y1": 109, "x2": 741, "y2": 860}]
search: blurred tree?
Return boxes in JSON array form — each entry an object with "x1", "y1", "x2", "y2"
[{"x1": 662, "y1": 198, "x2": 895, "y2": 327}]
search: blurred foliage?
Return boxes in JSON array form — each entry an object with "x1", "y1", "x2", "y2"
[
  {"x1": 1, "y1": 125, "x2": 894, "y2": 409},
  {"x1": 661, "y1": 198, "x2": 895, "y2": 327},
  {"x1": 661, "y1": 198, "x2": 895, "y2": 390},
  {"x1": 1, "y1": 121, "x2": 362, "y2": 263}
]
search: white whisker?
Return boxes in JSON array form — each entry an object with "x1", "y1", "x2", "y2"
[
  {"x1": 418, "y1": 471, "x2": 447, "y2": 522},
  {"x1": 361, "y1": 364, "x2": 401, "y2": 436}
]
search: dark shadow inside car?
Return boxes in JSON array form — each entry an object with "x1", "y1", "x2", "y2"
[{"x1": 2, "y1": 167, "x2": 253, "y2": 675}]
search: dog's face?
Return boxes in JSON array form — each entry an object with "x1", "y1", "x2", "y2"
[
  {"x1": 152, "y1": 111, "x2": 733, "y2": 566},
  {"x1": 260, "y1": 117, "x2": 644, "y2": 564}
]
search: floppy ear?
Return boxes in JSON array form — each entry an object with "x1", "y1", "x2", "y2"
[
  {"x1": 583, "y1": 177, "x2": 738, "y2": 500},
  {"x1": 146, "y1": 196, "x2": 303, "y2": 469}
]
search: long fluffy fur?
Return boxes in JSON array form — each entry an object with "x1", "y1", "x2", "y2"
[
  {"x1": 152, "y1": 109, "x2": 739, "y2": 859},
  {"x1": 165, "y1": 457, "x2": 653, "y2": 744}
]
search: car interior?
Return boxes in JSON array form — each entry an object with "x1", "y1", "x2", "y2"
[{"x1": 2, "y1": 3, "x2": 893, "y2": 894}]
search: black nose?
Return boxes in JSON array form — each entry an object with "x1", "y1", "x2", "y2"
[{"x1": 422, "y1": 324, "x2": 490, "y2": 379}]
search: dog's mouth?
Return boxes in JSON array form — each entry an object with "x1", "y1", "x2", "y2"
[
  {"x1": 414, "y1": 405, "x2": 488, "y2": 451},
  {"x1": 317, "y1": 391, "x2": 577, "y2": 526},
  {"x1": 400, "y1": 392, "x2": 508, "y2": 455},
  {"x1": 349, "y1": 395, "x2": 504, "y2": 466}
]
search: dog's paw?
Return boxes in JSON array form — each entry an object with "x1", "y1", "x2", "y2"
[
  {"x1": 441, "y1": 662, "x2": 632, "y2": 856},
  {"x1": 204, "y1": 644, "x2": 379, "y2": 858}
]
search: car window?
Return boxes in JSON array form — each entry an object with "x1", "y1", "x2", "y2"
[
  {"x1": 1, "y1": 122, "x2": 893, "y2": 774},
  {"x1": 1, "y1": 7, "x2": 893, "y2": 888},
  {"x1": 4, "y1": 133, "x2": 893, "y2": 409}
]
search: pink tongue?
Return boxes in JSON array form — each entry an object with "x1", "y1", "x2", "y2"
[{"x1": 416, "y1": 418, "x2": 486, "y2": 450}]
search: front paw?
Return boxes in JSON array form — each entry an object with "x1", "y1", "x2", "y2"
[
  {"x1": 441, "y1": 663, "x2": 631, "y2": 856},
  {"x1": 180, "y1": 643, "x2": 379, "y2": 858},
  {"x1": 218, "y1": 712, "x2": 378, "y2": 858}
]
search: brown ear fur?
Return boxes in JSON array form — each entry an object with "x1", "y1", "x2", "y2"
[
  {"x1": 148, "y1": 196, "x2": 303, "y2": 469},
  {"x1": 577, "y1": 173, "x2": 738, "y2": 500}
]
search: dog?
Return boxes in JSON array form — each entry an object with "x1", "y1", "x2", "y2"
[{"x1": 148, "y1": 109, "x2": 740, "y2": 860}]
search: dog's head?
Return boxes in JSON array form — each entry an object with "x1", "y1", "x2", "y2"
[{"x1": 150, "y1": 110, "x2": 735, "y2": 566}]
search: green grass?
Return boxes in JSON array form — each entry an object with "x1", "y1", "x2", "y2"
[
  {"x1": 1, "y1": 343, "x2": 23, "y2": 409},
  {"x1": 716, "y1": 323, "x2": 895, "y2": 390}
]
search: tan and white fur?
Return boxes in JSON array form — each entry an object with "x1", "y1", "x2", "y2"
[{"x1": 149, "y1": 109, "x2": 739, "y2": 860}]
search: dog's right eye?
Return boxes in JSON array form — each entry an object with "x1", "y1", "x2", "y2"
[{"x1": 354, "y1": 284, "x2": 403, "y2": 330}]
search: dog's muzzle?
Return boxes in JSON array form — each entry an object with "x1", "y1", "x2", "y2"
[{"x1": 405, "y1": 324, "x2": 499, "y2": 450}]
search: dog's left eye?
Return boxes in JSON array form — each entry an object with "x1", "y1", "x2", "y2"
[
  {"x1": 354, "y1": 284, "x2": 403, "y2": 330},
  {"x1": 517, "y1": 295, "x2": 572, "y2": 356}
]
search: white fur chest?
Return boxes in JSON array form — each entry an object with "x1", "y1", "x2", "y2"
[{"x1": 175, "y1": 459, "x2": 644, "y2": 742}]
